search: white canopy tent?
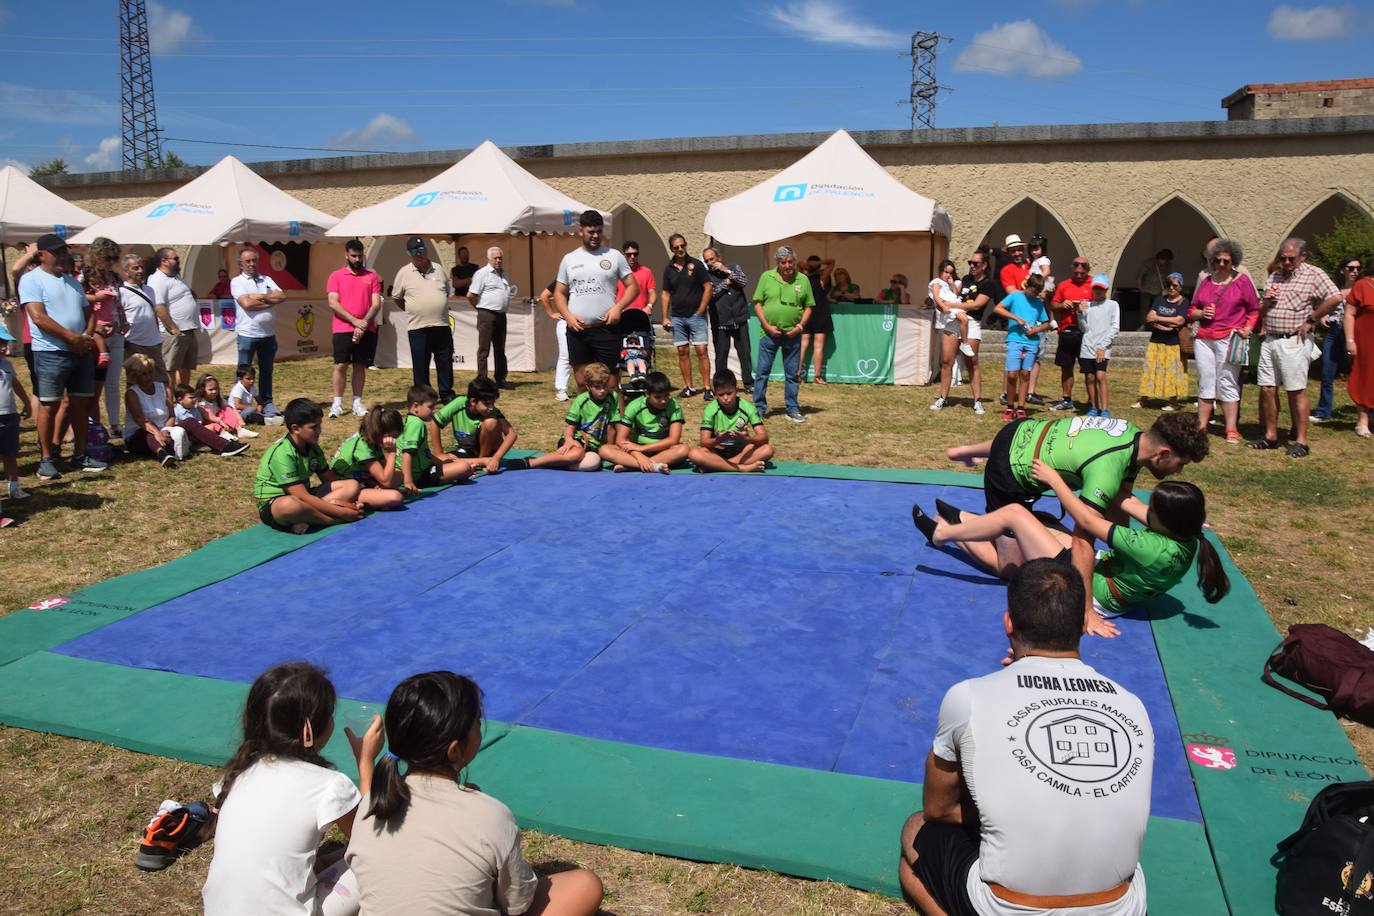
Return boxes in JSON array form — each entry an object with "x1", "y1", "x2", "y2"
[
  {"x1": 0, "y1": 165, "x2": 101, "y2": 245},
  {"x1": 68, "y1": 156, "x2": 338, "y2": 246}
]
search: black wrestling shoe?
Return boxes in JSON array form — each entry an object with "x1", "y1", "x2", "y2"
[
  {"x1": 911, "y1": 505, "x2": 938, "y2": 546},
  {"x1": 934, "y1": 498, "x2": 963, "y2": 526}
]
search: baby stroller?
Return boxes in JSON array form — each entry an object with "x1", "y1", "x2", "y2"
[{"x1": 618, "y1": 330, "x2": 655, "y2": 400}]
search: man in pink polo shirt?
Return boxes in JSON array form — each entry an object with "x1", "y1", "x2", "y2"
[
  {"x1": 325, "y1": 239, "x2": 382, "y2": 417},
  {"x1": 616, "y1": 240, "x2": 656, "y2": 336}
]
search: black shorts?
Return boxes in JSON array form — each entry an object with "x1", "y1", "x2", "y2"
[
  {"x1": 1054, "y1": 329, "x2": 1082, "y2": 368},
  {"x1": 983, "y1": 420, "x2": 1039, "y2": 514},
  {"x1": 0, "y1": 414, "x2": 18, "y2": 457},
  {"x1": 418, "y1": 462, "x2": 444, "y2": 487},
  {"x1": 911, "y1": 820, "x2": 980, "y2": 916},
  {"x1": 258, "y1": 498, "x2": 293, "y2": 532},
  {"x1": 333, "y1": 330, "x2": 378, "y2": 366},
  {"x1": 1079, "y1": 357, "x2": 1109, "y2": 375},
  {"x1": 566, "y1": 325, "x2": 622, "y2": 372}
]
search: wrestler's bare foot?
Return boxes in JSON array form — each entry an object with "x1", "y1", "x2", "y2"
[
  {"x1": 291, "y1": 522, "x2": 310, "y2": 535},
  {"x1": 739, "y1": 460, "x2": 766, "y2": 472}
]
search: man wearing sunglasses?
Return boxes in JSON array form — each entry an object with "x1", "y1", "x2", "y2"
[
  {"x1": 660, "y1": 233, "x2": 713, "y2": 399},
  {"x1": 1047, "y1": 257, "x2": 1093, "y2": 411}
]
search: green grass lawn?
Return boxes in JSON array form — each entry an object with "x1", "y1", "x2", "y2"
[{"x1": 0, "y1": 357, "x2": 1369, "y2": 914}]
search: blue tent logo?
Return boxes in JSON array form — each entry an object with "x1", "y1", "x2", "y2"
[
  {"x1": 53, "y1": 224, "x2": 68, "y2": 239},
  {"x1": 147, "y1": 203, "x2": 175, "y2": 218},
  {"x1": 563, "y1": 209, "x2": 575, "y2": 226},
  {"x1": 773, "y1": 183, "x2": 807, "y2": 203},
  {"x1": 407, "y1": 192, "x2": 438, "y2": 208},
  {"x1": 288, "y1": 220, "x2": 300, "y2": 237}
]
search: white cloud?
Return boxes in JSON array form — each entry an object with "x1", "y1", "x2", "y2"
[
  {"x1": 767, "y1": 0, "x2": 902, "y2": 49},
  {"x1": 954, "y1": 21, "x2": 1083, "y2": 79},
  {"x1": 82, "y1": 136, "x2": 121, "y2": 172},
  {"x1": 148, "y1": 1, "x2": 193, "y2": 54},
  {"x1": 0, "y1": 83, "x2": 115, "y2": 126},
  {"x1": 1267, "y1": 4, "x2": 1357, "y2": 40},
  {"x1": 329, "y1": 113, "x2": 418, "y2": 150}
]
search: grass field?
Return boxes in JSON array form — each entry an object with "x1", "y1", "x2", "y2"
[{"x1": 1, "y1": 356, "x2": 1370, "y2": 915}]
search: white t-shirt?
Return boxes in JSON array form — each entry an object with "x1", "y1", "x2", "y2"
[
  {"x1": 933, "y1": 655, "x2": 1152, "y2": 912},
  {"x1": 119, "y1": 282, "x2": 162, "y2": 346},
  {"x1": 203, "y1": 758, "x2": 360, "y2": 916},
  {"x1": 147, "y1": 268, "x2": 199, "y2": 332},
  {"x1": 230, "y1": 272, "x2": 282, "y2": 339},
  {"x1": 1031, "y1": 256, "x2": 1056, "y2": 297},
  {"x1": 346, "y1": 775, "x2": 539, "y2": 916},
  {"x1": 556, "y1": 245, "x2": 632, "y2": 323},
  {"x1": 468, "y1": 264, "x2": 513, "y2": 313},
  {"x1": 229, "y1": 380, "x2": 259, "y2": 411}
]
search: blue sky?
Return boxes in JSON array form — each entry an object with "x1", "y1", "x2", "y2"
[{"x1": 1, "y1": 0, "x2": 1369, "y2": 172}]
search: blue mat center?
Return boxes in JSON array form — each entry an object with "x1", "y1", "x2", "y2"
[{"x1": 55, "y1": 472, "x2": 1199, "y2": 821}]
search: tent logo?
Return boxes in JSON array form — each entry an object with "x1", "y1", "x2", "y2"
[
  {"x1": 288, "y1": 220, "x2": 300, "y2": 237},
  {"x1": 147, "y1": 203, "x2": 176, "y2": 218},
  {"x1": 774, "y1": 183, "x2": 808, "y2": 203},
  {"x1": 53, "y1": 224, "x2": 68, "y2": 239},
  {"x1": 563, "y1": 209, "x2": 575, "y2": 226},
  {"x1": 407, "y1": 192, "x2": 438, "y2": 208}
]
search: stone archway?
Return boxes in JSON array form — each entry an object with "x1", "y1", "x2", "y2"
[
  {"x1": 1279, "y1": 190, "x2": 1374, "y2": 259},
  {"x1": 1111, "y1": 194, "x2": 1221, "y2": 330},
  {"x1": 609, "y1": 202, "x2": 672, "y2": 282},
  {"x1": 978, "y1": 195, "x2": 1082, "y2": 270}
]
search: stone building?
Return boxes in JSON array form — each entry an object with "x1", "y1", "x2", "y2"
[{"x1": 1223, "y1": 78, "x2": 1374, "y2": 120}]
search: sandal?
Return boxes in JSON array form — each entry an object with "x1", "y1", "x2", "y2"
[
  {"x1": 1247, "y1": 437, "x2": 1281, "y2": 450},
  {"x1": 1285, "y1": 442, "x2": 1310, "y2": 458}
]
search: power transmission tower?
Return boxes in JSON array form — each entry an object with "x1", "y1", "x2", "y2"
[
  {"x1": 119, "y1": 0, "x2": 163, "y2": 170},
  {"x1": 906, "y1": 31, "x2": 951, "y2": 129}
]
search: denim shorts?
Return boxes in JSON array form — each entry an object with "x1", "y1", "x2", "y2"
[
  {"x1": 671, "y1": 314, "x2": 709, "y2": 347},
  {"x1": 1004, "y1": 341, "x2": 1039, "y2": 372},
  {"x1": 34, "y1": 349, "x2": 96, "y2": 402}
]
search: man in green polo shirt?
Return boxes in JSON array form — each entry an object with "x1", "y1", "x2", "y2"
[
  {"x1": 253, "y1": 398, "x2": 363, "y2": 534},
  {"x1": 751, "y1": 245, "x2": 813, "y2": 424}
]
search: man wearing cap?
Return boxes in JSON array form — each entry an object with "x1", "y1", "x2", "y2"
[
  {"x1": 148, "y1": 247, "x2": 200, "y2": 390},
  {"x1": 554, "y1": 210, "x2": 638, "y2": 392},
  {"x1": 392, "y1": 236, "x2": 456, "y2": 402},
  {"x1": 466, "y1": 245, "x2": 516, "y2": 390},
  {"x1": 326, "y1": 239, "x2": 382, "y2": 418},
  {"x1": 751, "y1": 245, "x2": 813, "y2": 423},
  {"x1": 1048, "y1": 256, "x2": 1093, "y2": 411},
  {"x1": 19, "y1": 233, "x2": 109, "y2": 478},
  {"x1": 231, "y1": 247, "x2": 285, "y2": 421}
]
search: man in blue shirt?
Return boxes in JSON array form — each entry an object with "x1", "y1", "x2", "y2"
[{"x1": 18, "y1": 234, "x2": 108, "y2": 479}]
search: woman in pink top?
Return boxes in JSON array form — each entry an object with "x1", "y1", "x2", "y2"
[{"x1": 1188, "y1": 238, "x2": 1259, "y2": 443}]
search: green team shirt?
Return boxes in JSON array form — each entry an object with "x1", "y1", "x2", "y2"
[
  {"x1": 564, "y1": 392, "x2": 620, "y2": 449},
  {"x1": 1093, "y1": 524, "x2": 1198, "y2": 613},
  {"x1": 617, "y1": 395, "x2": 684, "y2": 445},
  {"x1": 434, "y1": 396, "x2": 502, "y2": 455},
  {"x1": 330, "y1": 432, "x2": 381, "y2": 480},
  {"x1": 253, "y1": 435, "x2": 329, "y2": 507},
  {"x1": 751, "y1": 268, "x2": 815, "y2": 333},
  {"x1": 1006, "y1": 416, "x2": 1142, "y2": 512},
  {"x1": 701, "y1": 398, "x2": 763, "y2": 450},
  {"x1": 397, "y1": 413, "x2": 434, "y2": 474}
]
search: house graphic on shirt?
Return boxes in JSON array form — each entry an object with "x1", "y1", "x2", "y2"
[{"x1": 1040, "y1": 714, "x2": 1120, "y2": 768}]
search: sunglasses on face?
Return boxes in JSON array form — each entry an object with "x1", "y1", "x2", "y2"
[
  {"x1": 1343, "y1": 265, "x2": 1361, "y2": 271},
  {"x1": 671, "y1": 244, "x2": 687, "y2": 251},
  {"x1": 1279, "y1": 255, "x2": 1299, "y2": 263},
  {"x1": 1211, "y1": 257, "x2": 1231, "y2": 265},
  {"x1": 967, "y1": 260, "x2": 983, "y2": 266},
  {"x1": 1072, "y1": 261, "x2": 1089, "y2": 268}
]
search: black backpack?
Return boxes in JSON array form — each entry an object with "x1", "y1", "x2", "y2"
[{"x1": 1274, "y1": 781, "x2": 1374, "y2": 915}]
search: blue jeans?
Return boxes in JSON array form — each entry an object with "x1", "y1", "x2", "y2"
[
  {"x1": 1315, "y1": 325, "x2": 1348, "y2": 418},
  {"x1": 236, "y1": 335, "x2": 277, "y2": 405},
  {"x1": 753, "y1": 332, "x2": 800, "y2": 414}
]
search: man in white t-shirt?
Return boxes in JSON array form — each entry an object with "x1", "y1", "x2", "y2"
[
  {"x1": 229, "y1": 247, "x2": 285, "y2": 420},
  {"x1": 147, "y1": 247, "x2": 200, "y2": 389},
  {"x1": 466, "y1": 245, "x2": 516, "y2": 390},
  {"x1": 899, "y1": 559, "x2": 1153, "y2": 916},
  {"x1": 554, "y1": 209, "x2": 637, "y2": 393}
]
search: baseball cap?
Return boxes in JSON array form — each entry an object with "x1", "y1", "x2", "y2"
[
  {"x1": 1091, "y1": 274, "x2": 1110, "y2": 289},
  {"x1": 404, "y1": 236, "x2": 426, "y2": 254},
  {"x1": 35, "y1": 233, "x2": 69, "y2": 253},
  {"x1": 1166, "y1": 271, "x2": 1185, "y2": 284},
  {"x1": 1004, "y1": 234, "x2": 1024, "y2": 249},
  {"x1": 0, "y1": 324, "x2": 13, "y2": 342}
]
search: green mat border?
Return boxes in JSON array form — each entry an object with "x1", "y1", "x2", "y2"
[{"x1": 0, "y1": 461, "x2": 1364, "y2": 912}]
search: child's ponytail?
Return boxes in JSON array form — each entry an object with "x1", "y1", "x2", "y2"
[
  {"x1": 1195, "y1": 537, "x2": 1230, "y2": 604},
  {"x1": 366, "y1": 752, "x2": 410, "y2": 821},
  {"x1": 360, "y1": 406, "x2": 403, "y2": 453},
  {"x1": 1149, "y1": 480, "x2": 1231, "y2": 604}
]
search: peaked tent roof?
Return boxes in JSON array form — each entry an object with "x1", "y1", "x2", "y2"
[
  {"x1": 703, "y1": 130, "x2": 951, "y2": 246},
  {"x1": 68, "y1": 156, "x2": 338, "y2": 246},
  {"x1": 0, "y1": 166, "x2": 101, "y2": 245},
  {"x1": 327, "y1": 140, "x2": 609, "y2": 238}
]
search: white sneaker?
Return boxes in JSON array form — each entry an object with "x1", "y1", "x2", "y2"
[
  {"x1": 959, "y1": 342, "x2": 975, "y2": 358},
  {"x1": 264, "y1": 415, "x2": 285, "y2": 427},
  {"x1": 235, "y1": 427, "x2": 260, "y2": 439},
  {"x1": 262, "y1": 402, "x2": 280, "y2": 418},
  {"x1": 7, "y1": 481, "x2": 29, "y2": 500},
  {"x1": 930, "y1": 397, "x2": 947, "y2": 411},
  {"x1": 555, "y1": 389, "x2": 569, "y2": 401},
  {"x1": 352, "y1": 399, "x2": 368, "y2": 417},
  {"x1": 973, "y1": 400, "x2": 985, "y2": 415},
  {"x1": 328, "y1": 402, "x2": 344, "y2": 419}
]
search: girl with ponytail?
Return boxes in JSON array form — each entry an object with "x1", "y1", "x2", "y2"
[
  {"x1": 203, "y1": 661, "x2": 381, "y2": 916},
  {"x1": 346, "y1": 671, "x2": 604, "y2": 915}
]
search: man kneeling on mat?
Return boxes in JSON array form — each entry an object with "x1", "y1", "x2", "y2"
[
  {"x1": 253, "y1": 398, "x2": 363, "y2": 534},
  {"x1": 899, "y1": 559, "x2": 1154, "y2": 916},
  {"x1": 689, "y1": 369, "x2": 773, "y2": 473},
  {"x1": 599, "y1": 371, "x2": 691, "y2": 473}
]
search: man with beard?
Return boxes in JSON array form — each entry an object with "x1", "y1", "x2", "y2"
[
  {"x1": 554, "y1": 210, "x2": 638, "y2": 393},
  {"x1": 325, "y1": 239, "x2": 382, "y2": 417}
]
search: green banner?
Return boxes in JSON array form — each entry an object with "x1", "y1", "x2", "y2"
[{"x1": 750, "y1": 302, "x2": 897, "y2": 385}]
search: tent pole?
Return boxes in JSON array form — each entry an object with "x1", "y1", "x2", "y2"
[{"x1": 527, "y1": 233, "x2": 535, "y2": 300}]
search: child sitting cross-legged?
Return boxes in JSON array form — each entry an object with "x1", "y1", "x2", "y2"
[
  {"x1": 688, "y1": 369, "x2": 774, "y2": 473},
  {"x1": 427, "y1": 376, "x2": 518, "y2": 476},
  {"x1": 507, "y1": 362, "x2": 618, "y2": 472},
  {"x1": 196, "y1": 373, "x2": 257, "y2": 439},
  {"x1": 598, "y1": 371, "x2": 689, "y2": 474},
  {"x1": 252, "y1": 397, "x2": 364, "y2": 534},
  {"x1": 173, "y1": 384, "x2": 252, "y2": 458},
  {"x1": 399, "y1": 385, "x2": 474, "y2": 494},
  {"x1": 330, "y1": 405, "x2": 406, "y2": 511}
]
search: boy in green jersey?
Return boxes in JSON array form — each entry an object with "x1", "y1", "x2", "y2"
[
  {"x1": 399, "y1": 384, "x2": 473, "y2": 494},
  {"x1": 599, "y1": 371, "x2": 690, "y2": 473},
  {"x1": 689, "y1": 369, "x2": 773, "y2": 473},
  {"x1": 253, "y1": 398, "x2": 363, "y2": 534},
  {"x1": 428, "y1": 376, "x2": 518, "y2": 475},
  {"x1": 509, "y1": 362, "x2": 618, "y2": 471}
]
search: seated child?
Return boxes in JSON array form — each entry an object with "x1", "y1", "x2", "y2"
[
  {"x1": 507, "y1": 362, "x2": 618, "y2": 472},
  {"x1": 330, "y1": 405, "x2": 405, "y2": 511},
  {"x1": 197, "y1": 373, "x2": 257, "y2": 439},
  {"x1": 688, "y1": 369, "x2": 774, "y2": 473},
  {"x1": 252, "y1": 398, "x2": 364, "y2": 534},
  {"x1": 202, "y1": 661, "x2": 375, "y2": 916},
  {"x1": 173, "y1": 384, "x2": 251, "y2": 457},
  {"x1": 346, "y1": 671, "x2": 603, "y2": 916},
  {"x1": 229, "y1": 367, "x2": 265, "y2": 425},
  {"x1": 620, "y1": 332, "x2": 649, "y2": 379},
  {"x1": 599, "y1": 371, "x2": 690, "y2": 474},
  {"x1": 428, "y1": 376, "x2": 518, "y2": 476},
  {"x1": 398, "y1": 385, "x2": 474, "y2": 494}
]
